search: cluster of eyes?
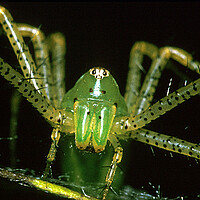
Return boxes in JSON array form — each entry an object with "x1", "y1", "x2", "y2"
[{"x1": 89, "y1": 68, "x2": 109, "y2": 79}]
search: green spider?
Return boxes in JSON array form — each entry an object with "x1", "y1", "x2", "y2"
[{"x1": 0, "y1": 5, "x2": 200, "y2": 200}]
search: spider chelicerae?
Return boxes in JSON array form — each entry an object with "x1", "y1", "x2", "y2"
[{"x1": 0, "y1": 4, "x2": 200, "y2": 200}]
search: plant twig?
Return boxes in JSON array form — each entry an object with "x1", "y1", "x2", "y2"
[{"x1": 0, "y1": 167, "x2": 99, "y2": 200}]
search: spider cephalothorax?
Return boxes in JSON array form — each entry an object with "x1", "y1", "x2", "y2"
[{"x1": 61, "y1": 67, "x2": 128, "y2": 152}]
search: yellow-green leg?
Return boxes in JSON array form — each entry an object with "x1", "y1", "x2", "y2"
[
  {"x1": 16, "y1": 28, "x2": 67, "y2": 176},
  {"x1": 125, "y1": 41, "x2": 159, "y2": 114},
  {"x1": 17, "y1": 25, "x2": 67, "y2": 108},
  {"x1": 135, "y1": 45, "x2": 200, "y2": 114},
  {"x1": 0, "y1": 7, "x2": 42, "y2": 94},
  {"x1": 0, "y1": 11, "x2": 73, "y2": 173},
  {"x1": 102, "y1": 134, "x2": 123, "y2": 200},
  {"x1": 43, "y1": 127, "x2": 61, "y2": 179},
  {"x1": 113, "y1": 77, "x2": 200, "y2": 133},
  {"x1": 113, "y1": 45, "x2": 200, "y2": 133},
  {"x1": 125, "y1": 42, "x2": 200, "y2": 118},
  {"x1": 47, "y1": 32, "x2": 66, "y2": 107},
  {"x1": 17, "y1": 23, "x2": 54, "y2": 103},
  {"x1": 0, "y1": 58, "x2": 74, "y2": 131},
  {"x1": 119, "y1": 128, "x2": 200, "y2": 159},
  {"x1": 7, "y1": 24, "x2": 55, "y2": 169},
  {"x1": 0, "y1": 6, "x2": 74, "y2": 129},
  {"x1": 16, "y1": 27, "x2": 69, "y2": 174}
]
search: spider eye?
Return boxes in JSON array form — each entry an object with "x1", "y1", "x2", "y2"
[
  {"x1": 92, "y1": 69, "x2": 96, "y2": 74},
  {"x1": 103, "y1": 70, "x2": 107, "y2": 76}
]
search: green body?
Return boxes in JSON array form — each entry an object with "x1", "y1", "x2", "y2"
[
  {"x1": 60, "y1": 68, "x2": 128, "y2": 198},
  {"x1": 61, "y1": 67, "x2": 127, "y2": 152}
]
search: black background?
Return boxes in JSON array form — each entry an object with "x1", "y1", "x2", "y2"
[{"x1": 0, "y1": 2, "x2": 200, "y2": 200}]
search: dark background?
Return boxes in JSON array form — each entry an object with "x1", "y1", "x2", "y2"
[{"x1": 0, "y1": 2, "x2": 200, "y2": 199}]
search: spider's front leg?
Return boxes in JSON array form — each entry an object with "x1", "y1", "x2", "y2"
[
  {"x1": 102, "y1": 134, "x2": 123, "y2": 200},
  {"x1": 43, "y1": 127, "x2": 61, "y2": 179}
]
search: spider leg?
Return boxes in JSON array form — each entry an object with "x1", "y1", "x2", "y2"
[
  {"x1": 43, "y1": 127, "x2": 61, "y2": 179},
  {"x1": 0, "y1": 9, "x2": 68, "y2": 172},
  {"x1": 0, "y1": 7, "x2": 43, "y2": 96},
  {"x1": 42, "y1": 33, "x2": 67, "y2": 178},
  {"x1": 159, "y1": 46, "x2": 200, "y2": 74},
  {"x1": 16, "y1": 26, "x2": 69, "y2": 177},
  {"x1": 126, "y1": 42, "x2": 200, "y2": 117},
  {"x1": 16, "y1": 23, "x2": 54, "y2": 104},
  {"x1": 0, "y1": 58, "x2": 74, "y2": 132},
  {"x1": 0, "y1": 5, "x2": 74, "y2": 151},
  {"x1": 135, "y1": 45, "x2": 200, "y2": 115},
  {"x1": 6, "y1": 23, "x2": 55, "y2": 168},
  {"x1": 113, "y1": 45, "x2": 200, "y2": 133},
  {"x1": 47, "y1": 32, "x2": 66, "y2": 107},
  {"x1": 0, "y1": 7, "x2": 75, "y2": 172},
  {"x1": 16, "y1": 25, "x2": 68, "y2": 120},
  {"x1": 0, "y1": 57, "x2": 75, "y2": 179},
  {"x1": 119, "y1": 128, "x2": 200, "y2": 160},
  {"x1": 124, "y1": 41, "x2": 159, "y2": 114},
  {"x1": 102, "y1": 134, "x2": 123, "y2": 200},
  {"x1": 113, "y1": 77, "x2": 200, "y2": 133}
]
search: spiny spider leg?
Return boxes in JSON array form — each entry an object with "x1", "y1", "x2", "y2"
[
  {"x1": 16, "y1": 23, "x2": 54, "y2": 103},
  {"x1": 17, "y1": 25, "x2": 67, "y2": 175},
  {"x1": 106, "y1": 44, "x2": 200, "y2": 199},
  {"x1": 119, "y1": 128, "x2": 200, "y2": 160},
  {"x1": 42, "y1": 33, "x2": 67, "y2": 177},
  {"x1": 113, "y1": 77, "x2": 200, "y2": 133},
  {"x1": 0, "y1": 7, "x2": 43, "y2": 96},
  {"x1": 0, "y1": 58, "x2": 74, "y2": 133},
  {"x1": 17, "y1": 25, "x2": 67, "y2": 108},
  {"x1": 102, "y1": 134, "x2": 123, "y2": 200},
  {"x1": 113, "y1": 44, "x2": 200, "y2": 133},
  {"x1": 47, "y1": 32, "x2": 66, "y2": 107},
  {"x1": 0, "y1": 57, "x2": 75, "y2": 180},
  {"x1": 125, "y1": 41, "x2": 159, "y2": 115},
  {"x1": 0, "y1": 57, "x2": 75, "y2": 188},
  {"x1": 126, "y1": 42, "x2": 200, "y2": 117},
  {"x1": 1, "y1": 6, "x2": 68, "y2": 178},
  {"x1": 17, "y1": 25, "x2": 66, "y2": 174},
  {"x1": 105, "y1": 42, "x2": 200, "y2": 199},
  {"x1": 43, "y1": 127, "x2": 61, "y2": 179}
]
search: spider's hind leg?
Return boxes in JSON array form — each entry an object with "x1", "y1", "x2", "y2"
[
  {"x1": 16, "y1": 23, "x2": 54, "y2": 104},
  {"x1": 116, "y1": 43, "x2": 200, "y2": 134},
  {"x1": 125, "y1": 42, "x2": 200, "y2": 120},
  {"x1": 124, "y1": 41, "x2": 159, "y2": 115},
  {"x1": 47, "y1": 32, "x2": 66, "y2": 107}
]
